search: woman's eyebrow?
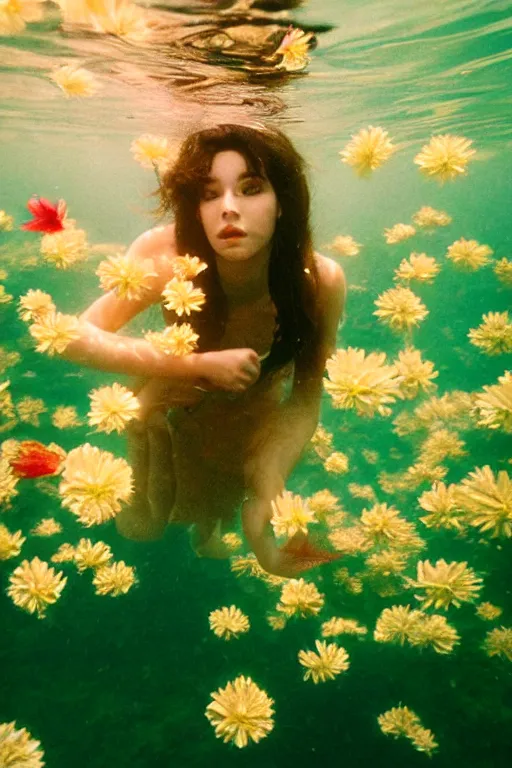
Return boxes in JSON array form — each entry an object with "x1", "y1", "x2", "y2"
[{"x1": 204, "y1": 171, "x2": 264, "y2": 183}]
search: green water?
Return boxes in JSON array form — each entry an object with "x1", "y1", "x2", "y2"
[{"x1": 1, "y1": 1, "x2": 511, "y2": 766}]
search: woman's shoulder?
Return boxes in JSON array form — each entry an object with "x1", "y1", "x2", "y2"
[
  {"x1": 127, "y1": 224, "x2": 178, "y2": 287},
  {"x1": 313, "y1": 251, "x2": 347, "y2": 300}
]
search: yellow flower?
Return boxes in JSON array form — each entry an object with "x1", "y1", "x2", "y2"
[
  {"x1": 205, "y1": 676, "x2": 274, "y2": 748},
  {"x1": 16, "y1": 396, "x2": 47, "y2": 426},
  {"x1": 340, "y1": 126, "x2": 396, "y2": 176},
  {"x1": 0, "y1": 285, "x2": 13, "y2": 304},
  {"x1": 0, "y1": 721, "x2": 44, "y2": 768},
  {"x1": 0, "y1": 523, "x2": 25, "y2": 560},
  {"x1": 0, "y1": 456, "x2": 18, "y2": 506},
  {"x1": 361, "y1": 503, "x2": 419, "y2": 549},
  {"x1": 7, "y1": 556, "x2": 67, "y2": 618},
  {"x1": 272, "y1": 26, "x2": 313, "y2": 72},
  {"x1": 476, "y1": 602, "x2": 503, "y2": 621},
  {"x1": 333, "y1": 567, "x2": 364, "y2": 594},
  {"x1": 29, "y1": 311, "x2": 81, "y2": 356},
  {"x1": 468, "y1": 311, "x2": 512, "y2": 355},
  {"x1": 407, "y1": 613, "x2": 460, "y2": 654},
  {"x1": 0, "y1": 346, "x2": 21, "y2": 375},
  {"x1": 384, "y1": 223, "x2": 416, "y2": 245},
  {"x1": 418, "y1": 482, "x2": 467, "y2": 532},
  {"x1": 374, "y1": 286, "x2": 429, "y2": 332},
  {"x1": 412, "y1": 206, "x2": 452, "y2": 228},
  {"x1": 324, "y1": 347, "x2": 403, "y2": 417},
  {"x1": 31, "y1": 518, "x2": 62, "y2": 537},
  {"x1": 74, "y1": 538, "x2": 113, "y2": 571},
  {"x1": 277, "y1": 578, "x2": 324, "y2": 618},
  {"x1": 145, "y1": 323, "x2": 199, "y2": 357},
  {"x1": 59, "y1": 443, "x2": 133, "y2": 526},
  {"x1": 321, "y1": 617, "x2": 367, "y2": 637},
  {"x1": 329, "y1": 526, "x2": 372, "y2": 555},
  {"x1": 325, "y1": 235, "x2": 361, "y2": 257},
  {"x1": 92, "y1": 560, "x2": 137, "y2": 596},
  {"x1": 454, "y1": 465, "x2": 512, "y2": 538},
  {"x1": 40, "y1": 225, "x2": 88, "y2": 269},
  {"x1": 50, "y1": 64, "x2": 100, "y2": 98},
  {"x1": 298, "y1": 639, "x2": 349, "y2": 683},
  {"x1": 0, "y1": 210, "x2": 14, "y2": 230},
  {"x1": 221, "y1": 532, "x2": 243, "y2": 552},
  {"x1": 52, "y1": 405, "x2": 82, "y2": 429},
  {"x1": 88, "y1": 2, "x2": 149, "y2": 41},
  {"x1": 96, "y1": 252, "x2": 157, "y2": 300},
  {"x1": 446, "y1": 237, "x2": 493, "y2": 270},
  {"x1": 172, "y1": 254, "x2": 208, "y2": 280},
  {"x1": 51, "y1": 543, "x2": 76, "y2": 563},
  {"x1": 394, "y1": 252, "x2": 441, "y2": 284},
  {"x1": 162, "y1": 278, "x2": 206, "y2": 317},
  {"x1": 494, "y1": 257, "x2": 512, "y2": 286},
  {"x1": 324, "y1": 451, "x2": 349, "y2": 474},
  {"x1": 18, "y1": 289, "x2": 56, "y2": 323},
  {"x1": 414, "y1": 134, "x2": 476, "y2": 182},
  {"x1": 266, "y1": 613, "x2": 287, "y2": 631},
  {"x1": 209, "y1": 605, "x2": 250, "y2": 640},
  {"x1": 365, "y1": 550, "x2": 408, "y2": 577},
  {"x1": 87, "y1": 382, "x2": 140, "y2": 434},
  {"x1": 378, "y1": 705, "x2": 420, "y2": 738},
  {"x1": 307, "y1": 489, "x2": 342, "y2": 519},
  {"x1": 407, "y1": 559, "x2": 483, "y2": 610},
  {"x1": 130, "y1": 134, "x2": 177, "y2": 173},
  {"x1": 411, "y1": 390, "x2": 474, "y2": 432},
  {"x1": 0, "y1": 0, "x2": 45, "y2": 36},
  {"x1": 419, "y1": 428, "x2": 466, "y2": 465},
  {"x1": 309, "y1": 424, "x2": 333, "y2": 459},
  {"x1": 482, "y1": 626, "x2": 512, "y2": 661},
  {"x1": 408, "y1": 725, "x2": 438, "y2": 756},
  {"x1": 347, "y1": 483, "x2": 376, "y2": 501},
  {"x1": 270, "y1": 490, "x2": 316, "y2": 538},
  {"x1": 374, "y1": 605, "x2": 424, "y2": 645},
  {"x1": 394, "y1": 346, "x2": 438, "y2": 399},
  {"x1": 474, "y1": 373, "x2": 512, "y2": 434}
]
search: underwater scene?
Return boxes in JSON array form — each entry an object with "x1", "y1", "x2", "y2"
[{"x1": 1, "y1": 1, "x2": 511, "y2": 766}]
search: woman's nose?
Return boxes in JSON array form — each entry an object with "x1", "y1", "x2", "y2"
[{"x1": 221, "y1": 190, "x2": 239, "y2": 218}]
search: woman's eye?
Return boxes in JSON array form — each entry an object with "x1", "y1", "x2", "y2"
[
  {"x1": 201, "y1": 189, "x2": 218, "y2": 201},
  {"x1": 242, "y1": 183, "x2": 262, "y2": 195}
]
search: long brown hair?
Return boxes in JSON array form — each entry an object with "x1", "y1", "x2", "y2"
[{"x1": 157, "y1": 123, "x2": 319, "y2": 374}]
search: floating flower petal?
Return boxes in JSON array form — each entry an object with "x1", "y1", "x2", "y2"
[
  {"x1": 414, "y1": 134, "x2": 475, "y2": 182},
  {"x1": 412, "y1": 206, "x2": 452, "y2": 228},
  {"x1": 21, "y1": 197, "x2": 67, "y2": 233},
  {"x1": 9, "y1": 440, "x2": 65, "y2": 479},
  {"x1": 0, "y1": 523, "x2": 25, "y2": 560},
  {"x1": 446, "y1": 237, "x2": 493, "y2": 270},
  {"x1": 340, "y1": 126, "x2": 396, "y2": 176},
  {"x1": 29, "y1": 311, "x2": 80, "y2": 355},
  {"x1": 92, "y1": 560, "x2": 136, "y2": 596},
  {"x1": 0, "y1": 721, "x2": 44, "y2": 768},
  {"x1": 406, "y1": 558, "x2": 483, "y2": 610},
  {"x1": 162, "y1": 278, "x2": 206, "y2": 317},
  {"x1": 7, "y1": 556, "x2": 67, "y2": 618},
  {"x1": 50, "y1": 64, "x2": 100, "y2": 98},
  {"x1": 205, "y1": 676, "x2": 274, "y2": 748},
  {"x1": 270, "y1": 490, "x2": 316, "y2": 538},
  {"x1": 209, "y1": 605, "x2": 250, "y2": 640},
  {"x1": 374, "y1": 286, "x2": 429, "y2": 332},
  {"x1": 96, "y1": 252, "x2": 157, "y2": 300},
  {"x1": 298, "y1": 639, "x2": 349, "y2": 683},
  {"x1": 18, "y1": 289, "x2": 56, "y2": 323},
  {"x1": 276, "y1": 578, "x2": 324, "y2": 618},
  {"x1": 40, "y1": 225, "x2": 88, "y2": 268},
  {"x1": 468, "y1": 312, "x2": 512, "y2": 355},
  {"x1": 88, "y1": 382, "x2": 140, "y2": 434},
  {"x1": 145, "y1": 323, "x2": 199, "y2": 357}
]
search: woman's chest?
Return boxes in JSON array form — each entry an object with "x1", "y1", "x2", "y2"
[{"x1": 219, "y1": 298, "x2": 277, "y2": 356}]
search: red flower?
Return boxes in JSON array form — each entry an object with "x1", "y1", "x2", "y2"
[
  {"x1": 21, "y1": 197, "x2": 67, "y2": 233},
  {"x1": 9, "y1": 440, "x2": 66, "y2": 479}
]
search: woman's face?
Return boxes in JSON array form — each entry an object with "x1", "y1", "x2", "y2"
[{"x1": 198, "y1": 150, "x2": 280, "y2": 263}]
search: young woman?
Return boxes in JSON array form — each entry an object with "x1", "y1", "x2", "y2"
[{"x1": 64, "y1": 123, "x2": 346, "y2": 577}]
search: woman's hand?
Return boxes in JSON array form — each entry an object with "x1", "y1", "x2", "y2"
[{"x1": 198, "y1": 348, "x2": 261, "y2": 392}]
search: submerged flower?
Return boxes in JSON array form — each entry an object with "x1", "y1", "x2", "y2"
[
  {"x1": 407, "y1": 613, "x2": 460, "y2": 654},
  {"x1": 0, "y1": 721, "x2": 44, "y2": 768},
  {"x1": 361, "y1": 502, "x2": 420, "y2": 549},
  {"x1": 16, "y1": 397, "x2": 47, "y2": 426},
  {"x1": 73, "y1": 538, "x2": 112, "y2": 571},
  {"x1": 145, "y1": 323, "x2": 199, "y2": 357},
  {"x1": 18, "y1": 289, "x2": 56, "y2": 323},
  {"x1": 96, "y1": 252, "x2": 157, "y2": 300},
  {"x1": 270, "y1": 490, "x2": 317, "y2": 538},
  {"x1": 0, "y1": 456, "x2": 18, "y2": 507},
  {"x1": 446, "y1": 238, "x2": 493, "y2": 270},
  {"x1": 172, "y1": 254, "x2": 208, "y2": 280},
  {"x1": 468, "y1": 311, "x2": 512, "y2": 355},
  {"x1": 40, "y1": 225, "x2": 88, "y2": 268},
  {"x1": 384, "y1": 223, "x2": 416, "y2": 245},
  {"x1": 324, "y1": 347, "x2": 403, "y2": 418},
  {"x1": 277, "y1": 578, "x2": 324, "y2": 618},
  {"x1": 298, "y1": 639, "x2": 350, "y2": 683},
  {"x1": 31, "y1": 518, "x2": 62, "y2": 537},
  {"x1": 378, "y1": 705, "x2": 420, "y2": 738},
  {"x1": 309, "y1": 424, "x2": 333, "y2": 459},
  {"x1": 482, "y1": 626, "x2": 512, "y2": 661},
  {"x1": 394, "y1": 346, "x2": 438, "y2": 399},
  {"x1": 205, "y1": 676, "x2": 274, "y2": 748},
  {"x1": 221, "y1": 532, "x2": 242, "y2": 552},
  {"x1": 130, "y1": 134, "x2": 177, "y2": 174},
  {"x1": 0, "y1": 210, "x2": 14, "y2": 230},
  {"x1": 418, "y1": 482, "x2": 467, "y2": 532},
  {"x1": 52, "y1": 405, "x2": 82, "y2": 429},
  {"x1": 50, "y1": 64, "x2": 100, "y2": 98},
  {"x1": 454, "y1": 465, "x2": 512, "y2": 538},
  {"x1": 9, "y1": 440, "x2": 65, "y2": 478},
  {"x1": 324, "y1": 451, "x2": 349, "y2": 474},
  {"x1": 0, "y1": 285, "x2": 13, "y2": 305},
  {"x1": 307, "y1": 489, "x2": 342, "y2": 519},
  {"x1": 494, "y1": 257, "x2": 512, "y2": 286},
  {"x1": 0, "y1": 0, "x2": 45, "y2": 36},
  {"x1": 340, "y1": 126, "x2": 396, "y2": 176},
  {"x1": 209, "y1": 605, "x2": 250, "y2": 640},
  {"x1": 272, "y1": 26, "x2": 314, "y2": 72},
  {"x1": 88, "y1": 1, "x2": 149, "y2": 41},
  {"x1": 414, "y1": 134, "x2": 476, "y2": 182},
  {"x1": 51, "y1": 543, "x2": 76, "y2": 564},
  {"x1": 321, "y1": 617, "x2": 367, "y2": 637},
  {"x1": 29, "y1": 311, "x2": 81, "y2": 355},
  {"x1": 59, "y1": 443, "x2": 133, "y2": 526},
  {"x1": 0, "y1": 523, "x2": 25, "y2": 560},
  {"x1": 325, "y1": 235, "x2": 361, "y2": 258},
  {"x1": 412, "y1": 206, "x2": 452, "y2": 228},
  {"x1": 476, "y1": 602, "x2": 503, "y2": 621},
  {"x1": 472, "y1": 372, "x2": 512, "y2": 433},
  {"x1": 408, "y1": 726, "x2": 438, "y2": 756},
  {"x1": 394, "y1": 253, "x2": 441, "y2": 284},
  {"x1": 374, "y1": 605, "x2": 424, "y2": 645},
  {"x1": 374, "y1": 286, "x2": 429, "y2": 332},
  {"x1": 162, "y1": 277, "x2": 206, "y2": 317},
  {"x1": 406, "y1": 558, "x2": 483, "y2": 610},
  {"x1": 87, "y1": 382, "x2": 140, "y2": 434},
  {"x1": 21, "y1": 196, "x2": 67, "y2": 233},
  {"x1": 7, "y1": 556, "x2": 67, "y2": 618},
  {"x1": 92, "y1": 560, "x2": 137, "y2": 596}
]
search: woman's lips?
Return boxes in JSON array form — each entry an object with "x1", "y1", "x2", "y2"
[{"x1": 218, "y1": 226, "x2": 247, "y2": 239}]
